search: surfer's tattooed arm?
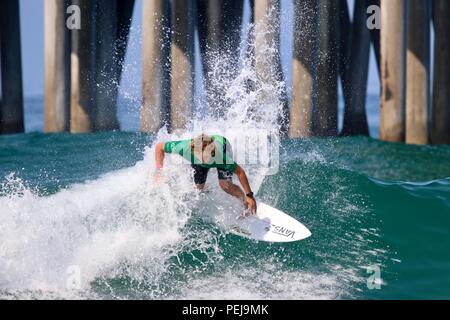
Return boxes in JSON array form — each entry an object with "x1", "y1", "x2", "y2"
[{"x1": 235, "y1": 165, "x2": 257, "y2": 214}]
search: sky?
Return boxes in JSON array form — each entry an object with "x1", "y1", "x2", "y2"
[{"x1": 18, "y1": 0, "x2": 380, "y2": 98}]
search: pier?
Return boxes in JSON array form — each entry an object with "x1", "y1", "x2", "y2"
[{"x1": 0, "y1": 0, "x2": 448, "y2": 145}]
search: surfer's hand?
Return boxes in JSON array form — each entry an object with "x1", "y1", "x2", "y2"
[{"x1": 246, "y1": 196, "x2": 257, "y2": 215}]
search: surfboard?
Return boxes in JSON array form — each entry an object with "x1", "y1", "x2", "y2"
[{"x1": 227, "y1": 202, "x2": 311, "y2": 243}]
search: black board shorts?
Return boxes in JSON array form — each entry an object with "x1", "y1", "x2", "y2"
[{"x1": 191, "y1": 165, "x2": 233, "y2": 185}]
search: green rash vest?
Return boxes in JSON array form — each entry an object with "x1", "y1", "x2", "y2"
[{"x1": 163, "y1": 135, "x2": 238, "y2": 172}]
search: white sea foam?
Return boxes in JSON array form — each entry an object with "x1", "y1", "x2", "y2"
[
  {"x1": 176, "y1": 262, "x2": 344, "y2": 300},
  {"x1": 0, "y1": 148, "x2": 195, "y2": 297}
]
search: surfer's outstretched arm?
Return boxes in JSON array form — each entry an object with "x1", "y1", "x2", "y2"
[
  {"x1": 155, "y1": 142, "x2": 165, "y2": 170},
  {"x1": 154, "y1": 142, "x2": 165, "y2": 182},
  {"x1": 235, "y1": 165, "x2": 257, "y2": 214}
]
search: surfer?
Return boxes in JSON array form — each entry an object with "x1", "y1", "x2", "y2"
[{"x1": 154, "y1": 134, "x2": 257, "y2": 214}]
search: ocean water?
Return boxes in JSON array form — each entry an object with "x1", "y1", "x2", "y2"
[
  {"x1": 1, "y1": 17, "x2": 450, "y2": 300},
  {"x1": 1, "y1": 129, "x2": 449, "y2": 299}
]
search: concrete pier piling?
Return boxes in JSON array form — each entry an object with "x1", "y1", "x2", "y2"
[
  {"x1": 70, "y1": 0, "x2": 96, "y2": 133},
  {"x1": 116, "y1": 0, "x2": 135, "y2": 81},
  {"x1": 367, "y1": 0, "x2": 381, "y2": 77},
  {"x1": 47, "y1": 0, "x2": 133, "y2": 133},
  {"x1": 380, "y1": 0, "x2": 406, "y2": 142},
  {"x1": 247, "y1": 0, "x2": 256, "y2": 75},
  {"x1": 141, "y1": 0, "x2": 171, "y2": 132},
  {"x1": 406, "y1": 0, "x2": 431, "y2": 145},
  {"x1": 315, "y1": 0, "x2": 338, "y2": 137},
  {"x1": 0, "y1": 0, "x2": 444, "y2": 145},
  {"x1": 0, "y1": 0, "x2": 24, "y2": 134},
  {"x1": 289, "y1": 0, "x2": 319, "y2": 139},
  {"x1": 338, "y1": 0, "x2": 350, "y2": 105},
  {"x1": 94, "y1": 0, "x2": 120, "y2": 131},
  {"x1": 44, "y1": 0, "x2": 71, "y2": 133},
  {"x1": 254, "y1": 0, "x2": 289, "y2": 135},
  {"x1": 432, "y1": 0, "x2": 450, "y2": 145},
  {"x1": 197, "y1": 0, "x2": 243, "y2": 118},
  {"x1": 341, "y1": 0, "x2": 370, "y2": 136},
  {"x1": 170, "y1": 0, "x2": 195, "y2": 132}
]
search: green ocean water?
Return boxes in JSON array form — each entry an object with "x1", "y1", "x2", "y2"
[{"x1": 1, "y1": 130, "x2": 449, "y2": 299}]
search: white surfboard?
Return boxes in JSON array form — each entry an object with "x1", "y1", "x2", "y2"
[{"x1": 227, "y1": 202, "x2": 311, "y2": 243}]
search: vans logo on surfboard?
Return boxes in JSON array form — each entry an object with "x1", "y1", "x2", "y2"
[{"x1": 270, "y1": 224, "x2": 296, "y2": 238}]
